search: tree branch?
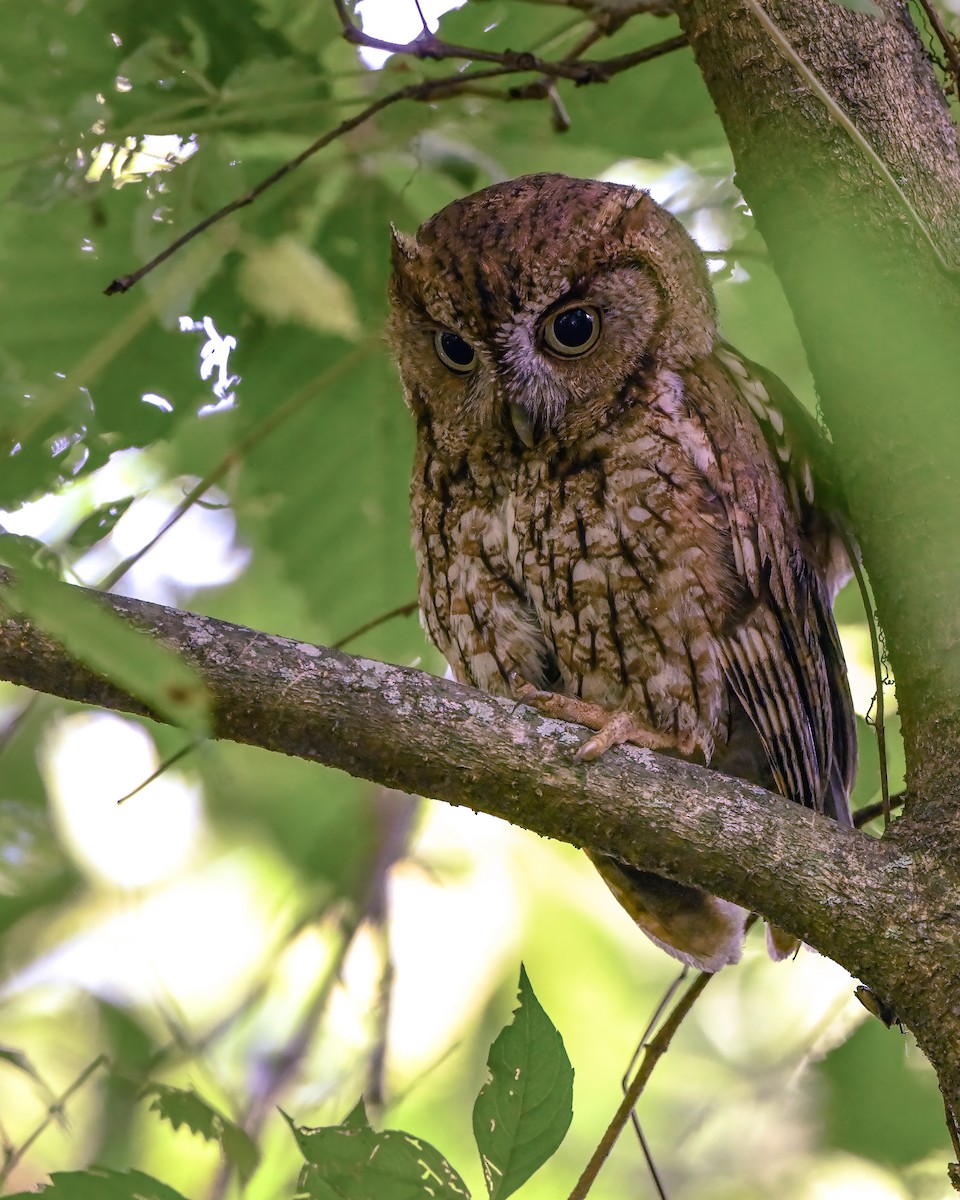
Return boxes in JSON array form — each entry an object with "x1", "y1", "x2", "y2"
[
  {"x1": 5, "y1": 572, "x2": 960, "y2": 1147},
  {"x1": 0, "y1": 572, "x2": 913, "y2": 972}
]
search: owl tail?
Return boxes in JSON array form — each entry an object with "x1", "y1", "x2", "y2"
[{"x1": 588, "y1": 852, "x2": 747, "y2": 973}]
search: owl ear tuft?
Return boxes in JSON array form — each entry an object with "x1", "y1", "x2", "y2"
[{"x1": 390, "y1": 224, "x2": 419, "y2": 270}]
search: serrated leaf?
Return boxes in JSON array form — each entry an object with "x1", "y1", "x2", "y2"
[
  {"x1": 288, "y1": 1116, "x2": 469, "y2": 1199},
  {"x1": 342, "y1": 1096, "x2": 372, "y2": 1130},
  {"x1": 0, "y1": 559, "x2": 210, "y2": 735},
  {"x1": 4, "y1": 1167, "x2": 190, "y2": 1200},
  {"x1": 472, "y1": 965, "x2": 573, "y2": 1200},
  {"x1": 141, "y1": 1082, "x2": 222, "y2": 1137},
  {"x1": 141, "y1": 1083, "x2": 259, "y2": 1183}
]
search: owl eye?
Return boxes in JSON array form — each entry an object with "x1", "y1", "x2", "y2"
[
  {"x1": 434, "y1": 330, "x2": 477, "y2": 374},
  {"x1": 543, "y1": 305, "x2": 601, "y2": 358}
]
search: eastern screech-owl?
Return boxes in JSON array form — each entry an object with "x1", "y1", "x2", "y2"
[{"x1": 386, "y1": 173, "x2": 856, "y2": 973}]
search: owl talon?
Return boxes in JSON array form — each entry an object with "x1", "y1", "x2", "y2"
[
  {"x1": 510, "y1": 676, "x2": 547, "y2": 705},
  {"x1": 577, "y1": 713, "x2": 683, "y2": 762},
  {"x1": 575, "y1": 712, "x2": 640, "y2": 761},
  {"x1": 513, "y1": 682, "x2": 614, "y2": 731}
]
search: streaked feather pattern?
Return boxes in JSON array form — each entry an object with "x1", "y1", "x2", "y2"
[{"x1": 387, "y1": 173, "x2": 857, "y2": 972}]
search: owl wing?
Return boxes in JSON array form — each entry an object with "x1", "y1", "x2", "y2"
[{"x1": 690, "y1": 349, "x2": 857, "y2": 825}]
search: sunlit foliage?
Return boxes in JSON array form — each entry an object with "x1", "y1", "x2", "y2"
[{"x1": 0, "y1": 0, "x2": 944, "y2": 1196}]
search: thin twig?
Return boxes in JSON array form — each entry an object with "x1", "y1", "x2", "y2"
[
  {"x1": 115, "y1": 737, "x2": 203, "y2": 804},
  {"x1": 916, "y1": 0, "x2": 960, "y2": 93},
  {"x1": 848, "y1": 544, "x2": 892, "y2": 827},
  {"x1": 96, "y1": 336, "x2": 378, "y2": 589},
  {"x1": 105, "y1": 31, "x2": 687, "y2": 295},
  {"x1": 622, "y1": 969, "x2": 689, "y2": 1086},
  {"x1": 413, "y1": 0, "x2": 430, "y2": 35},
  {"x1": 334, "y1": 2, "x2": 648, "y2": 80},
  {"x1": 567, "y1": 970, "x2": 714, "y2": 1200},
  {"x1": 502, "y1": 12, "x2": 620, "y2": 104},
  {"x1": 632, "y1": 1121, "x2": 669, "y2": 1200},
  {"x1": 0, "y1": 696, "x2": 40, "y2": 756},
  {"x1": 206, "y1": 915, "x2": 365, "y2": 1200},
  {"x1": 854, "y1": 790, "x2": 904, "y2": 829},
  {"x1": 620, "y1": 970, "x2": 688, "y2": 1200},
  {"x1": 333, "y1": 601, "x2": 420, "y2": 649},
  {"x1": 0, "y1": 1055, "x2": 108, "y2": 1187}
]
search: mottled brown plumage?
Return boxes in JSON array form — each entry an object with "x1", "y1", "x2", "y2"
[{"x1": 386, "y1": 174, "x2": 856, "y2": 972}]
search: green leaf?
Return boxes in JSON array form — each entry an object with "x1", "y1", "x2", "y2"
[
  {"x1": 288, "y1": 1113, "x2": 470, "y2": 1199},
  {"x1": 4, "y1": 1167, "x2": 190, "y2": 1200},
  {"x1": 0, "y1": 1045, "x2": 42, "y2": 1082},
  {"x1": 220, "y1": 1120, "x2": 260, "y2": 1184},
  {"x1": 141, "y1": 1083, "x2": 259, "y2": 1183},
  {"x1": 0, "y1": 559, "x2": 210, "y2": 735},
  {"x1": 64, "y1": 498, "x2": 136, "y2": 551},
  {"x1": 238, "y1": 237, "x2": 362, "y2": 338},
  {"x1": 472, "y1": 965, "x2": 574, "y2": 1200},
  {"x1": 815, "y1": 1017, "x2": 948, "y2": 1164},
  {"x1": 341, "y1": 1097, "x2": 372, "y2": 1130}
]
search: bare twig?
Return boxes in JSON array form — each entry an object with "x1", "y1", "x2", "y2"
[
  {"x1": 621, "y1": 969, "x2": 689, "y2": 1200},
  {"x1": 205, "y1": 921, "x2": 361, "y2": 1200},
  {"x1": 105, "y1": 28, "x2": 686, "y2": 295},
  {"x1": 854, "y1": 790, "x2": 904, "y2": 829},
  {"x1": 508, "y1": 11, "x2": 625, "y2": 105},
  {"x1": 849, "y1": 545, "x2": 892, "y2": 826},
  {"x1": 916, "y1": 0, "x2": 960, "y2": 94},
  {"x1": 521, "y1": 0, "x2": 675, "y2": 11},
  {"x1": 333, "y1": 0, "x2": 653, "y2": 80},
  {"x1": 581, "y1": 916, "x2": 767, "y2": 1199},
  {"x1": 567, "y1": 971, "x2": 714, "y2": 1200},
  {"x1": 333, "y1": 601, "x2": 420, "y2": 649},
  {"x1": 96, "y1": 336, "x2": 379, "y2": 589},
  {"x1": 115, "y1": 737, "x2": 203, "y2": 804},
  {"x1": 413, "y1": 0, "x2": 431, "y2": 36},
  {"x1": 0, "y1": 1055, "x2": 108, "y2": 1187}
]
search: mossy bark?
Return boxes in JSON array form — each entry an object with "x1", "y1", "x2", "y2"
[{"x1": 675, "y1": 0, "x2": 960, "y2": 1163}]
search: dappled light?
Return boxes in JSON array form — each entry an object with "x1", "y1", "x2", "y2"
[
  {"x1": 86, "y1": 134, "x2": 199, "y2": 189},
  {"x1": 0, "y1": 0, "x2": 953, "y2": 1197}
]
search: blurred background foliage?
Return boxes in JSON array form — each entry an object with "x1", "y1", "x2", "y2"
[{"x1": 0, "y1": 0, "x2": 952, "y2": 1196}]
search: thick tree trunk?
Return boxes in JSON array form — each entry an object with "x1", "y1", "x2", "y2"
[{"x1": 674, "y1": 0, "x2": 960, "y2": 1161}]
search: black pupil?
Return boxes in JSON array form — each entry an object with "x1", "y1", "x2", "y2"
[
  {"x1": 552, "y1": 307, "x2": 595, "y2": 348},
  {"x1": 440, "y1": 332, "x2": 474, "y2": 367}
]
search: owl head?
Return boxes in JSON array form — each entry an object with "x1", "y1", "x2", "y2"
[{"x1": 387, "y1": 173, "x2": 717, "y2": 457}]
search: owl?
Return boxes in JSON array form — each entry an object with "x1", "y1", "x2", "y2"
[{"x1": 386, "y1": 173, "x2": 856, "y2": 973}]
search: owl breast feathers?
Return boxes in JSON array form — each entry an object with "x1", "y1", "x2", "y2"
[{"x1": 386, "y1": 173, "x2": 856, "y2": 973}]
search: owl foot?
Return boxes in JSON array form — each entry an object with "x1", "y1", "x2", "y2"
[
  {"x1": 512, "y1": 679, "x2": 611, "y2": 729},
  {"x1": 512, "y1": 680, "x2": 680, "y2": 762},
  {"x1": 576, "y1": 712, "x2": 679, "y2": 762}
]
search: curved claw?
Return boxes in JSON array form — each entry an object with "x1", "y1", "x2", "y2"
[{"x1": 575, "y1": 712, "x2": 640, "y2": 761}]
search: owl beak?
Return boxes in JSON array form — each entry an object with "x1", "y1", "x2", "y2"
[{"x1": 509, "y1": 402, "x2": 538, "y2": 449}]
